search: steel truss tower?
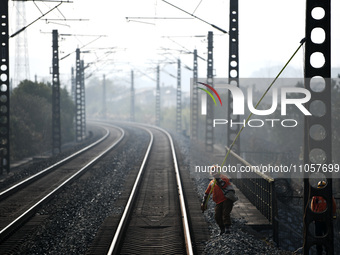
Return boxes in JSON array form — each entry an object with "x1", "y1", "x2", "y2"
[
  {"x1": 303, "y1": 0, "x2": 333, "y2": 254},
  {"x1": 156, "y1": 65, "x2": 160, "y2": 126},
  {"x1": 205, "y1": 31, "x2": 214, "y2": 152},
  {"x1": 14, "y1": 1, "x2": 29, "y2": 86},
  {"x1": 130, "y1": 71, "x2": 135, "y2": 122},
  {"x1": 227, "y1": 0, "x2": 240, "y2": 153},
  {"x1": 0, "y1": 0, "x2": 10, "y2": 174},
  {"x1": 176, "y1": 59, "x2": 182, "y2": 133},
  {"x1": 191, "y1": 49, "x2": 198, "y2": 140},
  {"x1": 52, "y1": 30, "x2": 61, "y2": 154}
]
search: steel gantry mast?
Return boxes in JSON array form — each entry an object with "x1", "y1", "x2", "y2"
[
  {"x1": 0, "y1": 0, "x2": 10, "y2": 174},
  {"x1": 303, "y1": 0, "x2": 334, "y2": 254},
  {"x1": 227, "y1": 0, "x2": 240, "y2": 153},
  {"x1": 52, "y1": 30, "x2": 61, "y2": 154},
  {"x1": 205, "y1": 31, "x2": 214, "y2": 152}
]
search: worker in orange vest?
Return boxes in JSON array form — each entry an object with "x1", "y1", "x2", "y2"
[
  {"x1": 310, "y1": 180, "x2": 337, "y2": 255},
  {"x1": 201, "y1": 165, "x2": 235, "y2": 235}
]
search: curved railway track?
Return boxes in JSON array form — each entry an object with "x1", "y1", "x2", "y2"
[
  {"x1": 88, "y1": 124, "x2": 194, "y2": 255},
  {"x1": 0, "y1": 123, "x2": 124, "y2": 244}
]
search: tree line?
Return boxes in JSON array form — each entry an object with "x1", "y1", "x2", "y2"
[{"x1": 10, "y1": 80, "x2": 75, "y2": 160}]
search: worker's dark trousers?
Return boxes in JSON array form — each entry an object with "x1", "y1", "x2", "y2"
[{"x1": 215, "y1": 199, "x2": 233, "y2": 230}]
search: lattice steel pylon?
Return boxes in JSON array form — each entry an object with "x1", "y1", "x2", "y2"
[
  {"x1": 205, "y1": 31, "x2": 214, "y2": 152},
  {"x1": 0, "y1": 0, "x2": 10, "y2": 174},
  {"x1": 227, "y1": 0, "x2": 240, "y2": 154},
  {"x1": 303, "y1": 0, "x2": 334, "y2": 254},
  {"x1": 14, "y1": 1, "x2": 30, "y2": 87},
  {"x1": 52, "y1": 30, "x2": 61, "y2": 155},
  {"x1": 176, "y1": 59, "x2": 182, "y2": 133},
  {"x1": 190, "y1": 49, "x2": 198, "y2": 140}
]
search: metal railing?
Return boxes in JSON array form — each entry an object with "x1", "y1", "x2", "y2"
[{"x1": 225, "y1": 147, "x2": 279, "y2": 245}]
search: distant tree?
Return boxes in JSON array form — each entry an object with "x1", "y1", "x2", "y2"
[{"x1": 10, "y1": 80, "x2": 74, "y2": 159}]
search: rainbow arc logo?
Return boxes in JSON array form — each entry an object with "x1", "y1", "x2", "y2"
[{"x1": 197, "y1": 82, "x2": 222, "y2": 115}]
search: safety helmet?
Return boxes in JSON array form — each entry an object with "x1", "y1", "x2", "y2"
[{"x1": 317, "y1": 180, "x2": 326, "y2": 188}]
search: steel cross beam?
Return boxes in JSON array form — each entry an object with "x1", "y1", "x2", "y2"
[
  {"x1": 52, "y1": 29, "x2": 61, "y2": 154},
  {"x1": 205, "y1": 31, "x2": 214, "y2": 152},
  {"x1": 227, "y1": 0, "x2": 240, "y2": 153},
  {"x1": 0, "y1": 0, "x2": 10, "y2": 174},
  {"x1": 303, "y1": 0, "x2": 334, "y2": 254}
]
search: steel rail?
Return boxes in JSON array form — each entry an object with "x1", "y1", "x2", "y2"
[
  {"x1": 0, "y1": 125, "x2": 110, "y2": 200},
  {"x1": 107, "y1": 127, "x2": 153, "y2": 255},
  {"x1": 0, "y1": 124, "x2": 125, "y2": 241}
]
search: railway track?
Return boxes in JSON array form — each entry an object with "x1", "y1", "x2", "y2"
[
  {"x1": 0, "y1": 123, "x2": 124, "y2": 245},
  {"x1": 87, "y1": 124, "x2": 195, "y2": 255}
]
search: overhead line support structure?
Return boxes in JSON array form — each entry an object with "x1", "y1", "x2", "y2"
[
  {"x1": 75, "y1": 48, "x2": 83, "y2": 142},
  {"x1": 227, "y1": 0, "x2": 240, "y2": 154},
  {"x1": 205, "y1": 31, "x2": 214, "y2": 152},
  {"x1": 191, "y1": 49, "x2": 198, "y2": 140},
  {"x1": 176, "y1": 59, "x2": 182, "y2": 133},
  {"x1": 52, "y1": 29, "x2": 61, "y2": 154},
  {"x1": 156, "y1": 65, "x2": 161, "y2": 126},
  {"x1": 303, "y1": 0, "x2": 333, "y2": 254},
  {"x1": 0, "y1": 0, "x2": 10, "y2": 174},
  {"x1": 130, "y1": 70, "x2": 135, "y2": 122}
]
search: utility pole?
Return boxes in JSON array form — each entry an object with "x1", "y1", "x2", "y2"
[
  {"x1": 205, "y1": 31, "x2": 214, "y2": 152},
  {"x1": 52, "y1": 29, "x2": 61, "y2": 154},
  {"x1": 156, "y1": 65, "x2": 161, "y2": 126},
  {"x1": 0, "y1": 0, "x2": 10, "y2": 174},
  {"x1": 176, "y1": 59, "x2": 182, "y2": 133},
  {"x1": 303, "y1": 0, "x2": 333, "y2": 254},
  {"x1": 130, "y1": 70, "x2": 135, "y2": 122},
  {"x1": 227, "y1": 0, "x2": 240, "y2": 153}
]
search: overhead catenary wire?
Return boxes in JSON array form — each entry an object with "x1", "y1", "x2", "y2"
[
  {"x1": 10, "y1": 2, "x2": 63, "y2": 38},
  {"x1": 161, "y1": 0, "x2": 228, "y2": 34}
]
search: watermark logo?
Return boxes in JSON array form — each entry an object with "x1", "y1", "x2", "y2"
[{"x1": 197, "y1": 82, "x2": 222, "y2": 115}]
